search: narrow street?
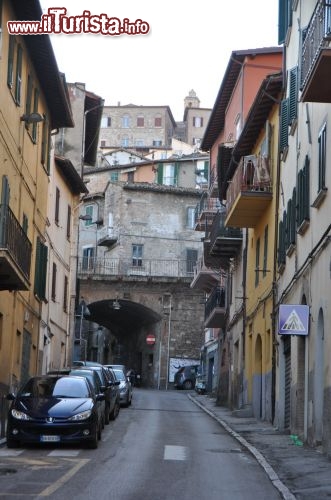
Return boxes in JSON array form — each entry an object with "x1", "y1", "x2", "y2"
[{"x1": 0, "y1": 389, "x2": 282, "y2": 500}]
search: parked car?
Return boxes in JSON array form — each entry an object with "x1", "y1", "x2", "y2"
[
  {"x1": 77, "y1": 365, "x2": 121, "y2": 424},
  {"x1": 72, "y1": 361, "x2": 103, "y2": 367},
  {"x1": 174, "y1": 365, "x2": 200, "y2": 390},
  {"x1": 106, "y1": 366, "x2": 132, "y2": 407},
  {"x1": 6, "y1": 375, "x2": 104, "y2": 449}
]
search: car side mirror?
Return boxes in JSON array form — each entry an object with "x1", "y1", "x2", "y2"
[{"x1": 6, "y1": 393, "x2": 15, "y2": 401}]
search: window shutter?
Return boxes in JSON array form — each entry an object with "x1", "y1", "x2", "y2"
[
  {"x1": 157, "y1": 164, "x2": 163, "y2": 184},
  {"x1": 203, "y1": 161, "x2": 209, "y2": 182},
  {"x1": 289, "y1": 67, "x2": 298, "y2": 123},
  {"x1": 278, "y1": 0, "x2": 292, "y2": 44},
  {"x1": 15, "y1": 44, "x2": 23, "y2": 104},
  {"x1": 7, "y1": 36, "x2": 15, "y2": 88},
  {"x1": 186, "y1": 249, "x2": 198, "y2": 273},
  {"x1": 34, "y1": 238, "x2": 48, "y2": 300},
  {"x1": 174, "y1": 162, "x2": 179, "y2": 186},
  {"x1": 280, "y1": 99, "x2": 289, "y2": 151},
  {"x1": 303, "y1": 155, "x2": 310, "y2": 220}
]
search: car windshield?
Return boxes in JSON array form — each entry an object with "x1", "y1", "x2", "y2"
[
  {"x1": 113, "y1": 370, "x2": 125, "y2": 381},
  {"x1": 19, "y1": 377, "x2": 90, "y2": 398}
]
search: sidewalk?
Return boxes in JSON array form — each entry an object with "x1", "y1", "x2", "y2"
[{"x1": 188, "y1": 393, "x2": 331, "y2": 500}]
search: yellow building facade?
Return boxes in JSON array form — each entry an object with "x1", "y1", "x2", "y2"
[{"x1": 0, "y1": 0, "x2": 73, "y2": 406}]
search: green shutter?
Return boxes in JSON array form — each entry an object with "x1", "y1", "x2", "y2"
[
  {"x1": 280, "y1": 99, "x2": 289, "y2": 151},
  {"x1": 15, "y1": 44, "x2": 23, "y2": 104},
  {"x1": 303, "y1": 155, "x2": 310, "y2": 221},
  {"x1": 32, "y1": 88, "x2": 39, "y2": 142},
  {"x1": 34, "y1": 238, "x2": 48, "y2": 300},
  {"x1": 289, "y1": 67, "x2": 298, "y2": 123},
  {"x1": 7, "y1": 36, "x2": 15, "y2": 88},
  {"x1": 278, "y1": 0, "x2": 292, "y2": 44},
  {"x1": 174, "y1": 162, "x2": 179, "y2": 186},
  {"x1": 157, "y1": 163, "x2": 163, "y2": 184},
  {"x1": 25, "y1": 75, "x2": 33, "y2": 121}
]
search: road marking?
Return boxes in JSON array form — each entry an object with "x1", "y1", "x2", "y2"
[
  {"x1": 37, "y1": 458, "x2": 90, "y2": 497},
  {"x1": 0, "y1": 449, "x2": 23, "y2": 457},
  {"x1": 164, "y1": 445, "x2": 187, "y2": 461},
  {"x1": 48, "y1": 449, "x2": 80, "y2": 457}
]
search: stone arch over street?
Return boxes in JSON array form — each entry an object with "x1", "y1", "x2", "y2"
[{"x1": 76, "y1": 279, "x2": 205, "y2": 388}]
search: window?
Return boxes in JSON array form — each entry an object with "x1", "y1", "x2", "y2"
[
  {"x1": 100, "y1": 140, "x2": 106, "y2": 147},
  {"x1": 55, "y1": 187, "x2": 60, "y2": 224},
  {"x1": 186, "y1": 207, "x2": 195, "y2": 229},
  {"x1": 15, "y1": 44, "x2": 23, "y2": 104},
  {"x1": 288, "y1": 67, "x2": 298, "y2": 124},
  {"x1": 22, "y1": 213, "x2": 28, "y2": 234},
  {"x1": 318, "y1": 123, "x2": 327, "y2": 192},
  {"x1": 255, "y1": 238, "x2": 260, "y2": 287},
  {"x1": 51, "y1": 262, "x2": 57, "y2": 301},
  {"x1": 137, "y1": 116, "x2": 144, "y2": 127},
  {"x1": 193, "y1": 116, "x2": 203, "y2": 127},
  {"x1": 82, "y1": 247, "x2": 94, "y2": 270},
  {"x1": 235, "y1": 114, "x2": 241, "y2": 140},
  {"x1": 135, "y1": 140, "x2": 144, "y2": 147},
  {"x1": 155, "y1": 116, "x2": 162, "y2": 127},
  {"x1": 186, "y1": 249, "x2": 198, "y2": 273},
  {"x1": 127, "y1": 171, "x2": 134, "y2": 182},
  {"x1": 63, "y1": 276, "x2": 68, "y2": 312},
  {"x1": 263, "y1": 226, "x2": 268, "y2": 277},
  {"x1": 121, "y1": 136, "x2": 129, "y2": 147},
  {"x1": 110, "y1": 171, "x2": 119, "y2": 182},
  {"x1": 278, "y1": 0, "x2": 292, "y2": 44},
  {"x1": 66, "y1": 205, "x2": 71, "y2": 240},
  {"x1": 7, "y1": 35, "x2": 16, "y2": 89},
  {"x1": 34, "y1": 237, "x2": 48, "y2": 301},
  {"x1": 153, "y1": 140, "x2": 162, "y2": 146},
  {"x1": 157, "y1": 163, "x2": 178, "y2": 186},
  {"x1": 25, "y1": 74, "x2": 33, "y2": 129},
  {"x1": 297, "y1": 155, "x2": 310, "y2": 230},
  {"x1": 286, "y1": 188, "x2": 296, "y2": 250},
  {"x1": 280, "y1": 99, "x2": 289, "y2": 153},
  {"x1": 41, "y1": 115, "x2": 50, "y2": 172},
  {"x1": 84, "y1": 205, "x2": 94, "y2": 226},
  {"x1": 132, "y1": 244, "x2": 143, "y2": 267},
  {"x1": 101, "y1": 116, "x2": 111, "y2": 127},
  {"x1": 32, "y1": 88, "x2": 39, "y2": 143},
  {"x1": 122, "y1": 115, "x2": 130, "y2": 128}
]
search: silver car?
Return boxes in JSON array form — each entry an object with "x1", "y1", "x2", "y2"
[{"x1": 107, "y1": 367, "x2": 132, "y2": 407}]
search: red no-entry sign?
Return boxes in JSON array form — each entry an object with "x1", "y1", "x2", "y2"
[{"x1": 146, "y1": 334, "x2": 156, "y2": 345}]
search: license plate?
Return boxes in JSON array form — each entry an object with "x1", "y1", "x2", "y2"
[{"x1": 40, "y1": 435, "x2": 60, "y2": 442}]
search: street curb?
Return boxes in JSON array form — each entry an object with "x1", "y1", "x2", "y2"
[{"x1": 188, "y1": 394, "x2": 296, "y2": 500}]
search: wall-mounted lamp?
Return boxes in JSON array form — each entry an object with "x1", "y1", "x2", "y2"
[{"x1": 20, "y1": 112, "x2": 44, "y2": 124}]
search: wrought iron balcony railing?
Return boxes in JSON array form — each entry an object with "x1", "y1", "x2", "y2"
[
  {"x1": 0, "y1": 204, "x2": 32, "y2": 289},
  {"x1": 301, "y1": 0, "x2": 331, "y2": 102},
  {"x1": 78, "y1": 257, "x2": 197, "y2": 279}
]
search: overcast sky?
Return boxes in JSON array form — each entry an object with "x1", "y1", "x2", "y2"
[{"x1": 39, "y1": 1, "x2": 279, "y2": 121}]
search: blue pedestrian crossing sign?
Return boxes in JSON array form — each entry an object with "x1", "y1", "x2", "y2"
[{"x1": 278, "y1": 304, "x2": 309, "y2": 336}]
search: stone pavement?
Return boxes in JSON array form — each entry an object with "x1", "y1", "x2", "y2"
[{"x1": 188, "y1": 393, "x2": 331, "y2": 500}]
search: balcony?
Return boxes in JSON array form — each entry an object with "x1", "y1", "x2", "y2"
[
  {"x1": 225, "y1": 155, "x2": 272, "y2": 228},
  {"x1": 97, "y1": 226, "x2": 119, "y2": 248},
  {"x1": 204, "y1": 285, "x2": 227, "y2": 328},
  {"x1": 209, "y1": 211, "x2": 242, "y2": 261},
  {"x1": 78, "y1": 257, "x2": 196, "y2": 281},
  {"x1": 190, "y1": 256, "x2": 219, "y2": 292},
  {"x1": 301, "y1": 1, "x2": 331, "y2": 102},
  {"x1": 194, "y1": 192, "x2": 221, "y2": 231},
  {"x1": 0, "y1": 204, "x2": 32, "y2": 290}
]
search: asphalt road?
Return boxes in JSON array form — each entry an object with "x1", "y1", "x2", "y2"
[{"x1": 0, "y1": 388, "x2": 282, "y2": 499}]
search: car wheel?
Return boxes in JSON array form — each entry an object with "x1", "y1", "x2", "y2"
[
  {"x1": 109, "y1": 401, "x2": 120, "y2": 421},
  {"x1": 86, "y1": 425, "x2": 98, "y2": 449},
  {"x1": 183, "y1": 380, "x2": 193, "y2": 390},
  {"x1": 104, "y1": 404, "x2": 110, "y2": 425}
]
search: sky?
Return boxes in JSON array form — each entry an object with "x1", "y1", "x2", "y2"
[{"x1": 39, "y1": 1, "x2": 279, "y2": 122}]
